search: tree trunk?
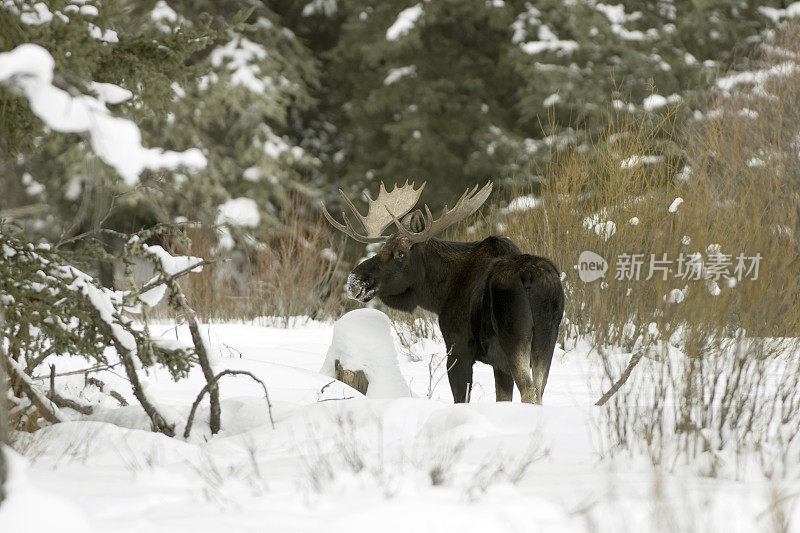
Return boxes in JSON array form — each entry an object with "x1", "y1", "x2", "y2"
[{"x1": 0, "y1": 308, "x2": 10, "y2": 505}]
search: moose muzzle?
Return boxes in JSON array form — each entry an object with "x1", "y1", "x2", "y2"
[{"x1": 346, "y1": 273, "x2": 376, "y2": 302}]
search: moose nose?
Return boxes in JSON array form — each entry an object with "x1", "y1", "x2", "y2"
[{"x1": 346, "y1": 273, "x2": 375, "y2": 302}]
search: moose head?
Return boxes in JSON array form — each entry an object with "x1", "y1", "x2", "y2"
[{"x1": 321, "y1": 181, "x2": 493, "y2": 311}]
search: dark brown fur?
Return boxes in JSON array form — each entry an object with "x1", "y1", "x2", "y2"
[{"x1": 347, "y1": 232, "x2": 564, "y2": 404}]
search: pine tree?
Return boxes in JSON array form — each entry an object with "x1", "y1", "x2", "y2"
[
  {"x1": 283, "y1": 0, "x2": 789, "y2": 208},
  {"x1": 0, "y1": 0, "x2": 321, "y2": 251}
]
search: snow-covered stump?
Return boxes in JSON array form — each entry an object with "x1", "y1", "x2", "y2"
[
  {"x1": 321, "y1": 309, "x2": 412, "y2": 399},
  {"x1": 334, "y1": 360, "x2": 369, "y2": 396}
]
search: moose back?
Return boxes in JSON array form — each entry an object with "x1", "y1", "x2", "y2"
[{"x1": 322, "y1": 182, "x2": 564, "y2": 404}]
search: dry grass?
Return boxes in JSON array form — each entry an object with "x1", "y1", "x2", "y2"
[
  {"x1": 449, "y1": 23, "x2": 800, "y2": 346},
  {"x1": 447, "y1": 24, "x2": 800, "y2": 468},
  {"x1": 174, "y1": 193, "x2": 348, "y2": 325}
]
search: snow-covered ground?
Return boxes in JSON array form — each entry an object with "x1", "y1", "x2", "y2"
[{"x1": 3, "y1": 315, "x2": 798, "y2": 532}]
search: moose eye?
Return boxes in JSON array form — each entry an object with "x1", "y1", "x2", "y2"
[{"x1": 393, "y1": 249, "x2": 405, "y2": 261}]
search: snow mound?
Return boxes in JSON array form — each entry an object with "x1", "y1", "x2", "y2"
[
  {"x1": 0, "y1": 446, "x2": 93, "y2": 532},
  {"x1": 321, "y1": 309, "x2": 413, "y2": 399}
]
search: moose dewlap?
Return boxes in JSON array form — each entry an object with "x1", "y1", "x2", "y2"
[{"x1": 321, "y1": 309, "x2": 413, "y2": 398}]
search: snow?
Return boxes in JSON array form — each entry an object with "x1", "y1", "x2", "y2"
[
  {"x1": 87, "y1": 23, "x2": 119, "y2": 43},
  {"x1": 56, "y1": 262, "x2": 139, "y2": 352},
  {"x1": 384, "y1": 65, "x2": 417, "y2": 85},
  {"x1": 595, "y1": 3, "x2": 648, "y2": 41},
  {"x1": 6, "y1": 318, "x2": 800, "y2": 532},
  {"x1": 142, "y1": 245, "x2": 204, "y2": 276},
  {"x1": 620, "y1": 154, "x2": 664, "y2": 168},
  {"x1": 0, "y1": 44, "x2": 206, "y2": 185},
  {"x1": 520, "y1": 39, "x2": 579, "y2": 55},
  {"x1": 759, "y1": 3, "x2": 800, "y2": 22},
  {"x1": 0, "y1": 447, "x2": 92, "y2": 532},
  {"x1": 80, "y1": 5, "x2": 98, "y2": 17},
  {"x1": 138, "y1": 283, "x2": 168, "y2": 307},
  {"x1": 504, "y1": 195, "x2": 541, "y2": 212},
  {"x1": 642, "y1": 94, "x2": 667, "y2": 110},
  {"x1": 542, "y1": 93, "x2": 560, "y2": 107},
  {"x1": 386, "y1": 5, "x2": 423, "y2": 41},
  {"x1": 16, "y1": 2, "x2": 53, "y2": 25},
  {"x1": 302, "y1": 0, "x2": 337, "y2": 17},
  {"x1": 216, "y1": 197, "x2": 261, "y2": 228},
  {"x1": 320, "y1": 309, "x2": 413, "y2": 399},
  {"x1": 716, "y1": 62, "x2": 799, "y2": 92},
  {"x1": 593, "y1": 220, "x2": 616, "y2": 240},
  {"x1": 665, "y1": 287, "x2": 686, "y2": 304},
  {"x1": 209, "y1": 35, "x2": 272, "y2": 94},
  {"x1": 89, "y1": 81, "x2": 132, "y2": 105},
  {"x1": 151, "y1": 0, "x2": 179, "y2": 23}
]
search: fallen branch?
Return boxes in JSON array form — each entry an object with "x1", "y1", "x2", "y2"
[
  {"x1": 31, "y1": 363, "x2": 120, "y2": 380},
  {"x1": 48, "y1": 392, "x2": 94, "y2": 415},
  {"x1": 594, "y1": 348, "x2": 645, "y2": 406},
  {"x1": 85, "y1": 376, "x2": 128, "y2": 406},
  {"x1": 109, "y1": 390, "x2": 129, "y2": 407},
  {"x1": 5, "y1": 357, "x2": 67, "y2": 424},
  {"x1": 184, "y1": 370, "x2": 274, "y2": 439}
]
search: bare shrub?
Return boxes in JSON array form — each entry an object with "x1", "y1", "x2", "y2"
[
  {"x1": 300, "y1": 411, "x2": 547, "y2": 498},
  {"x1": 596, "y1": 336, "x2": 800, "y2": 475},
  {"x1": 447, "y1": 23, "x2": 800, "y2": 473},
  {"x1": 388, "y1": 308, "x2": 442, "y2": 361},
  {"x1": 176, "y1": 193, "x2": 347, "y2": 325}
]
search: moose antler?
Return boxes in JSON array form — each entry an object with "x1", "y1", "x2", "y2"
[
  {"x1": 392, "y1": 181, "x2": 493, "y2": 243},
  {"x1": 321, "y1": 181, "x2": 426, "y2": 243}
]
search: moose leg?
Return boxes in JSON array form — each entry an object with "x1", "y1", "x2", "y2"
[
  {"x1": 494, "y1": 283, "x2": 537, "y2": 404},
  {"x1": 446, "y1": 348, "x2": 473, "y2": 403},
  {"x1": 493, "y1": 369, "x2": 514, "y2": 401},
  {"x1": 530, "y1": 310, "x2": 561, "y2": 404},
  {"x1": 501, "y1": 334, "x2": 536, "y2": 404}
]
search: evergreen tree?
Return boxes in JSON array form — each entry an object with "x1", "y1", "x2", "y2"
[
  {"x1": 282, "y1": 0, "x2": 789, "y2": 208},
  {"x1": 0, "y1": 0, "x2": 320, "y2": 252}
]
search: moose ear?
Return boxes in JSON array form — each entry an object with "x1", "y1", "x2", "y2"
[{"x1": 401, "y1": 209, "x2": 426, "y2": 234}]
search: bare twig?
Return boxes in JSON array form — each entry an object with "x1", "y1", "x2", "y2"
[
  {"x1": 184, "y1": 370, "x2": 274, "y2": 438},
  {"x1": 31, "y1": 363, "x2": 120, "y2": 380},
  {"x1": 142, "y1": 253, "x2": 222, "y2": 434},
  {"x1": 0, "y1": 203, "x2": 47, "y2": 220},
  {"x1": 595, "y1": 348, "x2": 645, "y2": 406}
]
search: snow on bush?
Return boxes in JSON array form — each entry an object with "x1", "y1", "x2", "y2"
[
  {"x1": 321, "y1": 309, "x2": 413, "y2": 398},
  {"x1": 0, "y1": 44, "x2": 206, "y2": 185},
  {"x1": 386, "y1": 4, "x2": 423, "y2": 41},
  {"x1": 216, "y1": 197, "x2": 261, "y2": 228},
  {"x1": 503, "y1": 195, "x2": 541, "y2": 213},
  {"x1": 384, "y1": 65, "x2": 417, "y2": 85}
]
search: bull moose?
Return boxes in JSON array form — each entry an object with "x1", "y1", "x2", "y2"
[{"x1": 322, "y1": 181, "x2": 564, "y2": 404}]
